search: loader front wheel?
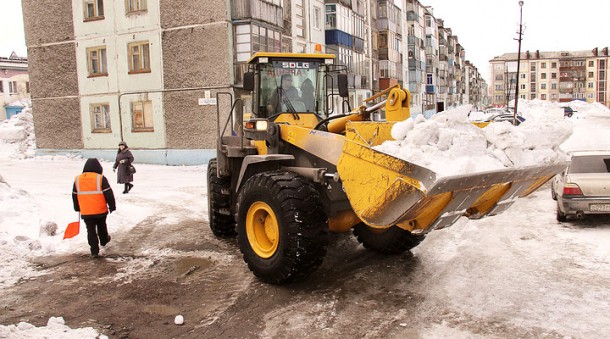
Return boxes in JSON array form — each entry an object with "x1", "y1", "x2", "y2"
[
  {"x1": 207, "y1": 158, "x2": 237, "y2": 237},
  {"x1": 237, "y1": 171, "x2": 328, "y2": 284},
  {"x1": 353, "y1": 224, "x2": 424, "y2": 255}
]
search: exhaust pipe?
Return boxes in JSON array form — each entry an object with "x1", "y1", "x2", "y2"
[{"x1": 576, "y1": 211, "x2": 585, "y2": 219}]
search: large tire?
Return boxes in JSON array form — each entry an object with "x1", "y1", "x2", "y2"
[
  {"x1": 353, "y1": 223, "x2": 424, "y2": 255},
  {"x1": 236, "y1": 171, "x2": 328, "y2": 284},
  {"x1": 207, "y1": 158, "x2": 237, "y2": 237}
]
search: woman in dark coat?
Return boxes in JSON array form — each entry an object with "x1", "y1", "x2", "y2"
[{"x1": 113, "y1": 141, "x2": 134, "y2": 193}]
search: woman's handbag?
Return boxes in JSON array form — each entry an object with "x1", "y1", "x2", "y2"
[{"x1": 129, "y1": 164, "x2": 136, "y2": 174}]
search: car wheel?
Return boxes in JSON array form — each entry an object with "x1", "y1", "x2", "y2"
[
  {"x1": 556, "y1": 205, "x2": 567, "y2": 222},
  {"x1": 551, "y1": 188, "x2": 557, "y2": 201}
]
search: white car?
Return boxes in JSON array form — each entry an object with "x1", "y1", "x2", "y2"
[
  {"x1": 485, "y1": 107, "x2": 509, "y2": 115},
  {"x1": 551, "y1": 151, "x2": 610, "y2": 221}
]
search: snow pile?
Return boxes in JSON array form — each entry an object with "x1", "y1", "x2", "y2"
[
  {"x1": 375, "y1": 103, "x2": 572, "y2": 177},
  {"x1": 0, "y1": 173, "x2": 47, "y2": 288},
  {"x1": 0, "y1": 316, "x2": 104, "y2": 338},
  {"x1": 0, "y1": 108, "x2": 36, "y2": 159}
]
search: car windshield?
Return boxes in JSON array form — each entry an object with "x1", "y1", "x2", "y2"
[{"x1": 569, "y1": 155, "x2": 610, "y2": 173}]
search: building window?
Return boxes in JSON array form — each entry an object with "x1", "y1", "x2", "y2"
[
  {"x1": 588, "y1": 71, "x2": 594, "y2": 78},
  {"x1": 84, "y1": 0, "x2": 104, "y2": 21},
  {"x1": 126, "y1": 0, "x2": 147, "y2": 13},
  {"x1": 131, "y1": 100, "x2": 154, "y2": 131},
  {"x1": 520, "y1": 73, "x2": 526, "y2": 79},
  {"x1": 234, "y1": 24, "x2": 281, "y2": 62},
  {"x1": 313, "y1": 6, "x2": 321, "y2": 30},
  {"x1": 541, "y1": 62, "x2": 546, "y2": 68},
  {"x1": 520, "y1": 84, "x2": 526, "y2": 90},
  {"x1": 541, "y1": 94, "x2": 546, "y2": 100},
  {"x1": 530, "y1": 93, "x2": 536, "y2": 99},
  {"x1": 551, "y1": 73, "x2": 557, "y2": 79},
  {"x1": 87, "y1": 46, "x2": 108, "y2": 77},
  {"x1": 588, "y1": 82, "x2": 594, "y2": 88},
  {"x1": 541, "y1": 73, "x2": 546, "y2": 80},
  {"x1": 26, "y1": 82, "x2": 29, "y2": 93},
  {"x1": 9, "y1": 81, "x2": 18, "y2": 94},
  {"x1": 0, "y1": 81, "x2": 3, "y2": 93},
  {"x1": 90, "y1": 103, "x2": 111, "y2": 132},
  {"x1": 541, "y1": 83, "x2": 547, "y2": 90},
  {"x1": 551, "y1": 93, "x2": 557, "y2": 99},
  {"x1": 128, "y1": 41, "x2": 151, "y2": 74},
  {"x1": 551, "y1": 62, "x2": 557, "y2": 68},
  {"x1": 551, "y1": 83, "x2": 557, "y2": 89},
  {"x1": 589, "y1": 61, "x2": 594, "y2": 67}
]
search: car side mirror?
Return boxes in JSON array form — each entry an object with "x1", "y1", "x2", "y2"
[
  {"x1": 338, "y1": 74, "x2": 349, "y2": 98},
  {"x1": 243, "y1": 72, "x2": 255, "y2": 91}
]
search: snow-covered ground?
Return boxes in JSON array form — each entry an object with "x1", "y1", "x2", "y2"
[{"x1": 1, "y1": 100, "x2": 610, "y2": 337}]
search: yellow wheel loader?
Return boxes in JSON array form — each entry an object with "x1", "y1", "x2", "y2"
[{"x1": 208, "y1": 52, "x2": 568, "y2": 284}]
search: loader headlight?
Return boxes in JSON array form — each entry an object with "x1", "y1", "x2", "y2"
[{"x1": 244, "y1": 119, "x2": 269, "y2": 131}]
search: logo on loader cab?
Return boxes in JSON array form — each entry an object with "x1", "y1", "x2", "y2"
[{"x1": 282, "y1": 62, "x2": 310, "y2": 69}]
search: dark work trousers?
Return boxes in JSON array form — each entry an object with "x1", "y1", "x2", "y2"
[{"x1": 84, "y1": 216, "x2": 109, "y2": 255}]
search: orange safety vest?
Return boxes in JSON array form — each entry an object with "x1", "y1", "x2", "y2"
[{"x1": 75, "y1": 173, "x2": 108, "y2": 216}]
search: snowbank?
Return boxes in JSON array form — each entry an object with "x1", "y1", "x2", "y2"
[
  {"x1": 374, "y1": 103, "x2": 573, "y2": 177},
  {"x1": 0, "y1": 316, "x2": 104, "y2": 338},
  {"x1": 0, "y1": 108, "x2": 36, "y2": 159}
]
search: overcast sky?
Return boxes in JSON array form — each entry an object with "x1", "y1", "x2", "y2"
[
  {"x1": 1, "y1": 0, "x2": 608, "y2": 82},
  {"x1": 422, "y1": 0, "x2": 610, "y2": 81}
]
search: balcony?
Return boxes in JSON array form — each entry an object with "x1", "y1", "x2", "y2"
[
  {"x1": 407, "y1": 36, "x2": 420, "y2": 46},
  {"x1": 353, "y1": 36, "x2": 365, "y2": 53},
  {"x1": 406, "y1": 11, "x2": 419, "y2": 23},
  {"x1": 325, "y1": 29, "x2": 353, "y2": 48},
  {"x1": 408, "y1": 83, "x2": 420, "y2": 94},
  {"x1": 426, "y1": 85, "x2": 436, "y2": 93},
  {"x1": 231, "y1": 0, "x2": 283, "y2": 27}
]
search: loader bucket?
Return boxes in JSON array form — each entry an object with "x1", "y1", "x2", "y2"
[{"x1": 337, "y1": 122, "x2": 569, "y2": 234}]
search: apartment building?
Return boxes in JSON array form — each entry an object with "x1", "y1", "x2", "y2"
[
  {"x1": 490, "y1": 48, "x2": 609, "y2": 108},
  {"x1": 22, "y1": 0, "x2": 486, "y2": 163},
  {"x1": 0, "y1": 52, "x2": 30, "y2": 120}
]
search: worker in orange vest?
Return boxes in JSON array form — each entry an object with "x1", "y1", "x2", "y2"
[{"x1": 72, "y1": 158, "x2": 116, "y2": 257}]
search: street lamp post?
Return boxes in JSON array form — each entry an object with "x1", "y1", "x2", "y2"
[{"x1": 513, "y1": 1, "x2": 524, "y2": 125}]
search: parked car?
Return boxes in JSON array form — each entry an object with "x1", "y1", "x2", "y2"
[
  {"x1": 561, "y1": 106, "x2": 577, "y2": 117},
  {"x1": 485, "y1": 107, "x2": 510, "y2": 115},
  {"x1": 551, "y1": 151, "x2": 610, "y2": 221},
  {"x1": 491, "y1": 114, "x2": 526, "y2": 125}
]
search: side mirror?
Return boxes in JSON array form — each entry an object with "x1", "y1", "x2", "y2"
[
  {"x1": 338, "y1": 74, "x2": 349, "y2": 98},
  {"x1": 243, "y1": 72, "x2": 255, "y2": 92}
]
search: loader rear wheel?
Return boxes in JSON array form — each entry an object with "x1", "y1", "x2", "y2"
[
  {"x1": 353, "y1": 223, "x2": 424, "y2": 255},
  {"x1": 207, "y1": 158, "x2": 237, "y2": 237},
  {"x1": 237, "y1": 171, "x2": 328, "y2": 284}
]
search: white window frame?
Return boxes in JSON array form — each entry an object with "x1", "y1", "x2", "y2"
[
  {"x1": 128, "y1": 41, "x2": 151, "y2": 74},
  {"x1": 313, "y1": 6, "x2": 321, "y2": 30},
  {"x1": 126, "y1": 0, "x2": 147, "y2": 13},
  {"x1": 9, "y1": 81, "x2": 18, "y2": 94},
  {"x1": 83, "y1": 0, "x2": 104, "y2": 21},
  {"x1": 87, "y1": 46, "x2": 108, "y2": 77},
  {"x1": 131, "y1": 100, "x2": 154, "y2": 132},
  {"x1": 91, "y1": 103, "x2": 111, "y2": 132}
]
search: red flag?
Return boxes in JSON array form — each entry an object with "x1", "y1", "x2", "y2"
[{"x1": 63, "y1": 216, "x2": 80, "y2": 240}]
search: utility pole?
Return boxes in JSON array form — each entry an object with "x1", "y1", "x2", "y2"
[{"x1": 513, "y1": 1, "x2": 524, "y2": 125}]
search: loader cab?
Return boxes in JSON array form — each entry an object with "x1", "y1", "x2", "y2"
[{"x1": 243, "y1": 52, "x2": 348, "y2": 127}]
